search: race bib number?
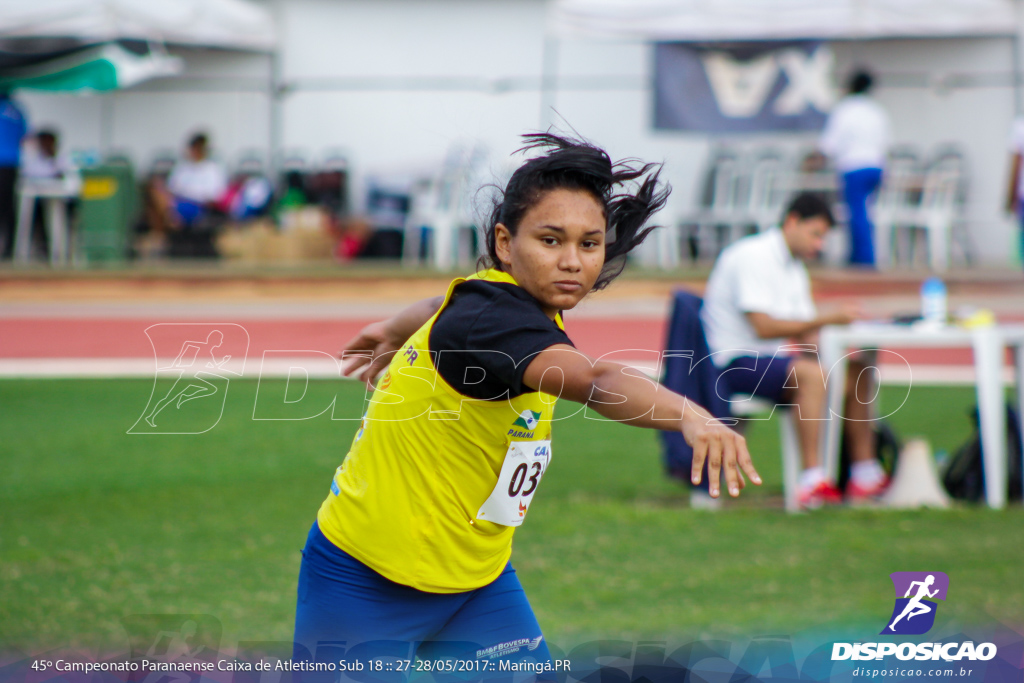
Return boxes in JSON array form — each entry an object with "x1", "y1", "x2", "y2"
[{"x1": 476, "y1": 441, "x2": 551, "y2": 527}]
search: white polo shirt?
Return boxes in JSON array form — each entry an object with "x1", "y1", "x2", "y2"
[
  {"x1": 700, "y1": 228, "x2": 816, "y2": 367},
  {"x1": 168, "y1": 158, "x2": 229, "y2": 204},
  {"x1": 819, "y1": 94, "x2": 889, "y2": 173}
]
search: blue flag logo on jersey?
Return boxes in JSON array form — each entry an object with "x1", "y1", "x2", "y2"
[{"x1": 881, "y1": 572, "x2": 949, "y2": 635}]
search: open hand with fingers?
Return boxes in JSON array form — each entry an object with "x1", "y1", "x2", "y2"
[
  {"x1": 339, "y1": 321, "x2": 400, "y2": 387},
  {"x1": 683, "y1": 413, "x2": 761, "y2": 498},
  {"x1": 339, "y1": 295, "x2": 445, "y2": 387}
]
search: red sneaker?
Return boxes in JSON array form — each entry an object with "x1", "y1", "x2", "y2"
[
  {"x1": 847, "y1": 476, "x2": 890, "y2": 502},
  {"x1": 798, "y1": 481, "x2": 843, "y2": 509}
]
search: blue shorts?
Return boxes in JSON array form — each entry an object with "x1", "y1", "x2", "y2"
[
  {"x1": 293, "y1": 522, "x2": 555, "y2": 682},
  {"x1": 718, "y1": 353, "x2": 795, "y2": 405},
  {"x1": 173, "y1": 198, "x2": 205, "y2": 226}
]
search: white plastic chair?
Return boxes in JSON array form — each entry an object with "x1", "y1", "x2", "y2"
[
  {"x1": 890, "y1": 150, "x2": 968, "y2": 271},
  {"x1": 677, "y1": 150, "x2": 748, "y2": 263},
  {"x1": 729, "y1": 396, "x2": 802, "y2": 513},
  {"x1": 874, "y1": 149, "x2": 922, "y2": 269},
  {"x1": 403, "y1": 144, "x2": 488, "y2": 269},
  {"x1": 746, "y1": 152, "x2": 790, "y2": 233}
]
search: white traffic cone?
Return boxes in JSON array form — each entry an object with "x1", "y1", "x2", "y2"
[{"x1": 882, "y1": 439, "x2": 951, "y2": 509}]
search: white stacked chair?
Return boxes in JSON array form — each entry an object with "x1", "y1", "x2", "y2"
[
  {"x1": 675, "y1": 150, "x2": 799, "y2": 265},
  {"x1": 677, "y1": 150, "x2": 747, "y2": 263},
  {"x1": 662, "y1": 143, "x2": 970, "y2": 272},
  {"x1": 900, "y1": 150, "x2": 969, "y2": 271},
  {"x1": 873, "y1": 148, "x2": 923, "y2": 269},
  {"x1": 746, "y1": 151, "x2": 789, "y2": 233},
  {"x1": 403, "y1": 144, "x2": 489, "y2": 269}
]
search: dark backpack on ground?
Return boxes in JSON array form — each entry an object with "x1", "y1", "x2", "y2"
[{"x1": 942, "y1": 403, "x2": 1022, "y2": 503}]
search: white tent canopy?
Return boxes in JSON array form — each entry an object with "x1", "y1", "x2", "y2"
[
  {"x1": 549, "y1": 0, "x2": 1019, "y2": 41},
  {"x1": 0, "y1": 0, "x2": 276, "y2": 52}
]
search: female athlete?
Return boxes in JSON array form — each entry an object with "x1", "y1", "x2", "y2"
[{"x1": 293, "y1": 134, "x2": 760, "y2": 678}]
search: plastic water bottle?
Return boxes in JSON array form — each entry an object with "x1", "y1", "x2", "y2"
[{"x1": 920, "y1": 277, "x2": 947, "y2": 325}]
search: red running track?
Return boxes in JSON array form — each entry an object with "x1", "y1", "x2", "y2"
[{"x1": 0, "y1": 317, "x2": 983, "y2": 365}]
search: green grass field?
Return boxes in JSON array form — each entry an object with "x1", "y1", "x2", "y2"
[{"x1": 1, "y1": 379, "x2": 1020, "y2": 654}]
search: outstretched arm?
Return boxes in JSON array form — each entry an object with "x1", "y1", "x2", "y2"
[
  {"x1": 340, "y1": 295, "x2": 444, "y2": 383},
  {"x1": 522, "y1": 344, "x2": 761, "y2": 499},
  {"x1": 746, "y1": 309, "x2": 859, "y2": 340}
]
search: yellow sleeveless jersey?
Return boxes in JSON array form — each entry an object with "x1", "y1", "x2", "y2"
[{"x1": 317, "y1": 269, "x2": 563, "y2": 593}]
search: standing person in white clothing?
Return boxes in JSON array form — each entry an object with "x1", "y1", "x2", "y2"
[
  {"x1": 820, "y1": 70, "x2": 890, "y2": 267},
  {"x1": 1005, "y1": 116, "x2": 1024, "y2": 266},
  {"x1": 701, "y1": 193, "x2": 887, "y2": 508}
]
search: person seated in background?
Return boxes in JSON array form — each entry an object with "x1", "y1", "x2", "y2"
[
  {"x1": 139, "y1": 132, "x2": 229, "y2": 258},
  {"x1": 700, "y1": 193, "x2": 888, "y2": 508},
  {"x1": 220, "y1": 170, "x2": 273, "y2": 222},
  {"x1": 166, "y1": 132, "x2": 228, "y2": 228},
  {"x1": 20, "y1": 128, "x2": 80, "y2": 259},
  {"x1": 21, "y1": 129, "x2": 77, "y2": 182}
]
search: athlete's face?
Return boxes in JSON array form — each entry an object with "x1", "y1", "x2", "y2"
[{"x1": 495, "y1": 188, "x2": 606, "y2": 319}]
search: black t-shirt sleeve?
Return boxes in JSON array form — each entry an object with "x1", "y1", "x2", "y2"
[{"x1": 430, "y1": 280, "x2": 574, "y2": 399}]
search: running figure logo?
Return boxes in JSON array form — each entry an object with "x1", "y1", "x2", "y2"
[
  {"x1": 881, "y1": 572, "x2": 949, "y2": 635},
  {"x1": 122, "y1": 613, "x2": 221, "y2": 683},
  {"x1": 130, "y1": 324, "x2": 249, "y2": 435},
  {"x1": 145, "y1": 331, "x2": 230, "y2": 427}
]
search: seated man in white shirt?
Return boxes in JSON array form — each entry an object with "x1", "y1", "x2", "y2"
[
  {"x1": 701, "y1": 193, "x2": 887, "y2": 508},
  {"x1": 166, "y1": 132, "x2": 228, "y2": 227}
]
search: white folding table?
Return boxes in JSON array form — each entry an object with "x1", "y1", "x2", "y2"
[{"x1": 819, "y1": 323, "x2": 1024, "y2": 509}]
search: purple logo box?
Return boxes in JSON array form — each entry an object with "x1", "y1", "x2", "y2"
[{"x1": 889, "y1": 572, "x2": 949, "y2": 601}]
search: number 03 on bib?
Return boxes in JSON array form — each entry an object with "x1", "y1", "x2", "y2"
[{"x1": 476, "y1": 440, "x2": 552, "y2": 526}]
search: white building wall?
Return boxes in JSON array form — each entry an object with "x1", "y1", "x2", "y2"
[
  {"x1": 277, "y1": 0, "x2": 549, "y2": 214},
  {"x1": 18, "y1": 48, "x2": 273, "y2": 170},
  {"x1": 11, "y1": 0, "x2": 1022, "y2": 265}
]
